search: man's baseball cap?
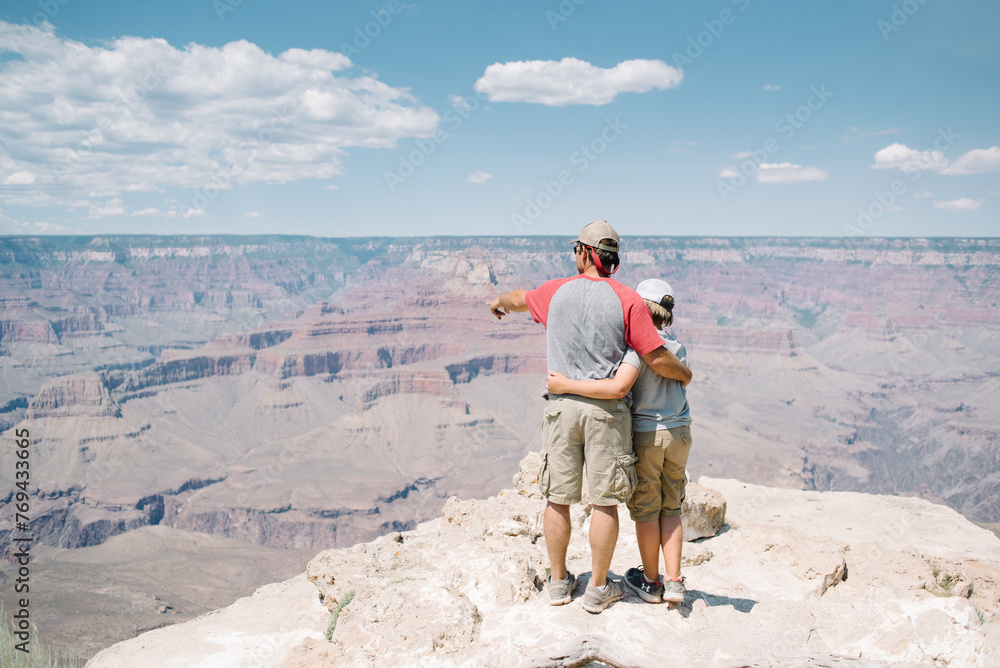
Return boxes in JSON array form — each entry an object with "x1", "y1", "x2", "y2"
[
  {"x1": 636, "y1": 278, "x2": 674, "y2": 308},
  {"x1": 571, "y1": 220, "x2": 620, "y2": 253}
]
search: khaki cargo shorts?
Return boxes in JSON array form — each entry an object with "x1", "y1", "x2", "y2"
[
  {"x1": 537, "y1": 395, "x2": 637, "y2": 506},
  {"x1": 626, "y1": 425, "x2": 693, "y2": 522}
]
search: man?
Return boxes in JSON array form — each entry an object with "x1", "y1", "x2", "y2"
[{"x1": 487, "y1": 220, "x2": 691, "y2": 613}]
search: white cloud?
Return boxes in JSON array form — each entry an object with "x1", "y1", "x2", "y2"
[
  {"x1": 733, "y1": 151, "x2": 752, "y2": 160},
  {"x1": 3, "y1": 171, "x2": 35, "y2": 185},
  {"x1": 130, "y1": 207, "x2": 161, "y2": 217},
  {"x1": 87, "y1": 198, "x2": 127, "y2": 218},
  {"x1": 324, "y1": 184, "x2": 339, "y2": 190},
  {"x1": 0, "y1": 21, "x2": 439, "y2": 198},
  {"x1": 933, "y1": 197, "x2": 982, "y2": 212},
  {"x1": 913, "y1": 191, "x2": 933, "y2": 198},
  {"x1": 872, "y1": 143, "x2": 1000, "y2": 176},
  {"x1": 756, "y1": 162, "x2": 828, "y2": 184},
  {"x1": 242, "y1": 211, "x2": 261, "y2": 218},
  {"x1": 448, "y1": 94, "x2": 472, "y2": 112},
  {"x1": 467, "y1": 170, "x2": 491, "y2": 184},
  {"x1": 940, "y1": 147, "x2": 1000, "y2": 175},
  {"x1": 474, "y1": 57, "x2": 682, "y2": 106},
  {"x1": 886, "y1": 206, "x2": 903, "y2": 213},
  {"x1": 762, "y1": 84, "x2": 780, "y2": 91},
  {"x1": 871, "y1": 143, "x2": 948, "y2": 172},
  {"x1": 718, "y1": 168, "x2": 739, "y2": 179}
]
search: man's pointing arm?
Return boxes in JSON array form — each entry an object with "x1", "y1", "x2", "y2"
[{"x1": 487, "y1": 289, "x2": 528, "y2": 320}]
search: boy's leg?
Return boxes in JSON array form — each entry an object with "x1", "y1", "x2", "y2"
[
  {"x1": 627, "y1": 430, "x2": 667, "y2": 579},
  {"x1": 661, "y1": 515, "x2": 684, "y2": 579},
  {"x1": 635, "y1": 519, "x2": 662, "y2": 578},
  {"x1": 659, "y1": 425, "x2": 693, "y2": 581}
]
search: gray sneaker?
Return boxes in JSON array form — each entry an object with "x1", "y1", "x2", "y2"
[
  {"x1": 547, "y1": 572, "x2": 576, "y2": 606},
  {"x1": 581, "y1": 578, "x2": 626, "y2": 614},
  {"x1": 662, "y1": 576, "x2": 686, "y2": 603}
]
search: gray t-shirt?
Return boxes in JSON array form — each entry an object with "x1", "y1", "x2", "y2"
[
  {"x1": 622, "y1": 329, "x2": 691, "y2": 432},
  {"x1": 525, "y1": 274, "x2": 665, "y2": 384}
]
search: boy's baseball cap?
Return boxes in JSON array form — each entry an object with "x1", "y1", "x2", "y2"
[
  {"x1": 571, "y1": 220, "x2": 620, "y2": 253},
  {"x1": 636, "y1": 278, "x2": 674, "y2": 307}
]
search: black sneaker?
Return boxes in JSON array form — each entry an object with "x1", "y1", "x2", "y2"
[{"x1": 624, "y1": 567, "x2": 663, "y2": 603}]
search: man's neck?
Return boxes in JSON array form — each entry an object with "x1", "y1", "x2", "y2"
[{"x1": 580, "y1": 265, "x2": 604, "y2": 279}]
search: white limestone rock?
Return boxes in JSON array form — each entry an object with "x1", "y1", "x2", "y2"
[{"x1": 88, "y1": 469, "x2": 1000, "y2": 667}]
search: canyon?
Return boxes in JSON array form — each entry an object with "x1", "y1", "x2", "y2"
[{"x1": 0, "y1": 234, "x2": 997, "y2": 662}]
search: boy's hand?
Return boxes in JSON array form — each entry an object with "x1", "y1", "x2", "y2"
[{"x1": 546, "y1": 370, "x2": 568, "y2": 394}]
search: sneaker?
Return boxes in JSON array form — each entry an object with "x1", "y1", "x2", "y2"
[
  {"x1": 624, "y1": 567, "x2": 663, "y2": 603},
  {"x1": 662, "y1": 576, "x2": 686, "y2": 603},
  {"x1": 581, "y1": 578, "x2": 626, "y2": 614},
  {"x1": 547, "y1": 572, "x2": 576, "y2": 606}
]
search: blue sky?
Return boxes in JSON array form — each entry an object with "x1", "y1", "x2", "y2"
[{"x1": 0, "y1": 0, "x2": 997, "y2": 238}]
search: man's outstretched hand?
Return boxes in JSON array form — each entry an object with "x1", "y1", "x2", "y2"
[
  {"x1": 487, "y1": 296, "x2": 509, "y2": 320},
  {"x1": 487, "y1": 289, "x2": 528, "y2": 320}
]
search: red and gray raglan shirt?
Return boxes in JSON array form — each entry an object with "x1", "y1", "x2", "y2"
[{"x1": 525, "y1": 274, "x2": 664, "y2": 383}]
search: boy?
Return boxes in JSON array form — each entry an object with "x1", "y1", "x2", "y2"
[{"x1": 546, "y1": 278, "x2": 692, "y2": 604}]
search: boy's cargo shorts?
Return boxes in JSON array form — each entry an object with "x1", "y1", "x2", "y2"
[
  {"x1": 537, "y1": 395, "x2": 637, "y2": 506},
  {"x1": 626, "y1": 425, "x2": 693, "y2": 522}
]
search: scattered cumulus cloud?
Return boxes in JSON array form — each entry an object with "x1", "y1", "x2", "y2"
[
  {"x1": 324, "y1": 184, "x2": 340, "y2": 190},
  {"x1": 940, "y1": 147, "x2": 1000, "y2": 175},
  {"x1": 762, "y1": 84, "x2": 780, "y2": 91},
  {"x1": 756, "y1": 163, "x2": 828, "y2": 184},
  {"x1": 467, "y1": 170, "x2": 492, "y2": 184},
  {"x1": 872, "y1": 143, "x2": 1000, "y2": 175},
  {"x1": 733, "y1": 151, "x2": 752, "y2": 160},
  {"x1": 871, "y1": 143, "x2": 948, "y2": 172},
  {"x1": 130, "y1": 207, "x2": 161, "y2": 217},
  {"x1": 448, "y1": 94, "x2": 472, "y2": 112},
  {"x1": 87, "y1": 198, "x2": 127, "y2": 219},
  {"x1": 718, "y1": 168, "x2": 739, "y2": 179},
  {"x1": 242, "y1": 211, "x2": 262, "y2": 218},
  {"x1": 933, "y1": 198, "x2": 982, "y2": 212},
  {"x1": 474, "y1": 57, "x2": 682, "y2": 106},
  {"x1": 0, "y1": 21, "x2": 439, "y2": 204},
  {"x1": 3, "y1": 171, "x2": 35, "y2": 185}
]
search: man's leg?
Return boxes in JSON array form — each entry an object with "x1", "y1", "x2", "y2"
[
  {"x1": 588, "y1": 504, "x2": 618, "y2": 588},
  {"x1": 544, "y1": 501, "x2": 572, "y2": 581}
]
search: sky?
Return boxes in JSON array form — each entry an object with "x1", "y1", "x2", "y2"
[{"x1": 0, "y1": 0, "x2": 997, "y2": 239}]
